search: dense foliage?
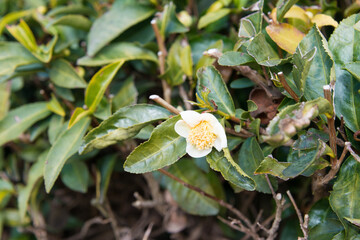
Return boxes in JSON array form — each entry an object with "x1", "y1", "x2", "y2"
[{"x1": 1, "y1": 0, "x2": 360, "y2": 239}]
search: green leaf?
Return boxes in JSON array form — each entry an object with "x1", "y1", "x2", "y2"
[
  {"x1": 0, "y1": 102, "x2": 51, "y2": 146},
  {"x1": 218, "y1": 51, "x2": 255, "y2": 66},
  {"x1": 180, "y1": 42, "x2": 193, "y2": 77},
  {"x1": 7, "y1": 20, "x2": 57, "y2": 63},
  {"x1": 294, "y1": 26, "x2": 333, "y2": 100},
  {"x1": 247, "y1": 33, "x2": 282, "y2": 67},
  {"x1": 78, "y1": 42, "x2": 158, "y2": 66},
  {"x1": 238, "y1": 138, "x2": 276, "y2": 193},
  {"x1": 330, "y1": 14, "x2": 360, "y2": 133},
  {"x1": 197, "y1": 66, "x2": 235, "y2": 116},
  {"x1": 46, "y1": 94, "x2": 65, "y2": 117},
  {"x1": 164, "y1": 159, "x2": 219, "y2": 215},
  {"x1": 79, "y1": 104, "x2": 170, "y2": 154},
  {"x1": 96, "y1": 155, "x2": 117, "y2": 203},
  {"x1": 18, "y1": 150, "x2": 47, "y2": 222},
  {"x1": 198, "y1": 8, "x2": 231, "y2": 29},
  {"x1": 254, "y1": 156, "x2": 291, "y2": 180},
  {"x1": 85, "y1": 61, "x2": 124, "y2": 112},
  {"x1": 0, "y1": 42, "x2": 40, "y2": 78},
  {"x1": 0, "y1": 179, "x2": 15, "y2": 209},
  {"x1": 238, "y1": 12, "x2": 260, "y2": 38},
  {"x1": 330, "y1": 157, "x2": 360, "y2": 237},
  {"x1": 44, "y1": 117, "x2": 90, "y2": 193},
  {"x1": 230, "y1": 78, "x2": 255, "y2": 89},
  {"x1": 60, "y1": 161, "x2": 89, "y2": 193},
  {"x1": 263, "y1": 97, "x2": 333, "y2": 146},
  {"x1": 162, "y1": 39, "x2": 186, "y2": 86},
  {"x1": 158, "y1": 2, "x2": 188, "y2": 36},
  {"x1": 344, "y1": 62, "x2": 360, "y2": 81},
  {"x1": 47, "y1": 14, "x2": 92, "y2": 31},
  {"x1": 0, "y1": 9, "x2": 34, "y2": 35},
  {"x1": 112, "y1": 77, "x2": 138, "y2": 111},
  {"x1": 46, "y1": 5, "x2": 95, "y2": 17},
  {"x1": 206, "y1": 149, "x2": 256, "y2": 191},
  {"x1": 87, "y1": 0, "x2": 155, "y2": 56},
  {"x1": 68, "y1": 108, "x2": 90, "y2": 129},
  {"x1": 0, "y1": 82, "x2": 10, "y2": 120},
  {"x1": 124, "y1": 115, "x2": 186, "y2": 173},
  {"x1": 48, "y1": 115, "x2": 64, "y2": 145},
  {"x1": 49, "y1": 59, "x2": 87, "y2": 89},
  {"x1": 276, "y1": 0, "x2": 299, "y2": 22}
]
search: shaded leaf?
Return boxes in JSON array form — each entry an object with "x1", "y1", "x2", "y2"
[
  {"x1": 254, "y1": 156, "x2": 290, "y2": 180},
  {"x1": 48, "y1": 115, "x2": 64, "y2": 145},
  {"x1": 96, "y1": 155, "x2": 117, "y2": 203},
  {"x1": 218, "y1": 51, "x2": 255, "y2": 66},
  {"x1": 158, "y1": 2, "x2": 188, "y2": 36},
  {"x1": 49, "y1": 59, "x2": 87, "y2": 89},
  {"x1": 60, "y1": 161, "x2": 89, "y2": 193},
  {"x1": 164, "y1": 159, "x2": 219, "y2": 216},
  {"x1": 112, "y1": 77, "x2": 138, "y2": 111},
  {"x1": 87, "y1": 0, "x2": 155, "y2": 56},
  {"x1": 47, "y1": 14, "x2": 92, "y2": 30},
  {"x1": 230, "y1": 78, "x2": 255, "y2": 89},
  {"x1": 79, "y1": 104, "x2": 170, "y2": 154},
  {"x1": 198, "y1": 8, "x2": 231, "y2": 29},
  {"x1": 44, "y1": 117, "x2": 90, "y2": 193},
  {"x1": 197, "y1": 66, "x2": 235, "y2": 116},
  {"x1": 124, "y1": 115, "x2": 186, "y2": 173},
  {"x1": 0, "y1": 102, "x2": 51, "y2": 146}
]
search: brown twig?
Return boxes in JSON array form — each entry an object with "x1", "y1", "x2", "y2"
[
  {"x1": 142, "y1": 222, "x2": 154, "y2": 240},
  {"x1": 149, "y1": 95, "x2": 180, "y2": 114},
  {"x1": 286, "y1": 190, "x2": 308, "y2": 239},
  {"x1": 346, "y1": 141, "x2": 360, "y2": 163},
  {"x1": 151, "y1": 19, "x2": 171, "y2": 103},
  {"x1": 278, "y1": 72, "x2": 299, "y2": 102},
  {"x1": 179, "y1": 85, "x2": 192, "y2": 110},
  {"x1": 225, "y1": 127, "x2": 254, "y2": 138},
  {"x1": 324, "y1": 85, "x2": 337, "y2": 165},
  {"x1": 65, "y1": 217, "x2": 111, "y2": 240}
]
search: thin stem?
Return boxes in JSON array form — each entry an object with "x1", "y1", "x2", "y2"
[
  {"x1": 149, "y1": 95, "x2": 180, "y2": 114},
  {"x1": 158, "y1": 168, "x2": 253, "y2": 229},
  {"x1": 324, "y1": 85, "x2": 337, "y2": 165},
  {"x1": 278, "y1": 72, "x2": 299, "y2": 102},
  {"x1": 346, "y1": 142, "x2": 360, "y2": 163},
  {"x1": 286, "y1": 190, "x2": 308, "y2": 239},
  {"x1": 179, "y1": 85, "x2": 192, "y2": 110}
]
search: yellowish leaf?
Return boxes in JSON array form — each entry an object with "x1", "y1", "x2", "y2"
[
  {"x1": 284, "y1": 5, "x2": 311, "y2": 24},
  {"x1": 311, "y1": 14, "x2": 338, "y2": 28},
  {"x1": 266, "y1": 23, "x2": 305, "y2": 54}
]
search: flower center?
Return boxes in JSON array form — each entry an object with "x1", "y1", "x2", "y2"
[{"x1": 188, "y1": 121, "x2": 217, "y2": 150}]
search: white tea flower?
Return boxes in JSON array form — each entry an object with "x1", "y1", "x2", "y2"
[{"x1": 174, "y1": 110, "x2": 227, "y2": 158}]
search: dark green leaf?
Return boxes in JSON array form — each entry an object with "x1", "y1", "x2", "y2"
[
  {"x1": 97, "y1": 155, "x2": 117, "y2": 203},
  {"x1": 112, "y1": 77, "x2": 138, "y2": 111},
  {"x1": 49, "y1": 59, "x2": 87, "y2": 89},
  {"x1": 0, "y1": 102, "x2": 51, "y2": 146},
  {"x1": 344, "y1": 62, "x2": 360, "y2": 81},
  {"x1": 87, "y1": 0, "x2": 155, "y2": 56},
  {"x1": 44, "y1": 117, "x2": 90, "y2": 193},
  {"x1": 60, "y1": 161, "x2": 89, "y2": 193},
  {"x1": 255, "y1": 156, "x2": 291, "y2": 180},
  {"x1": 79, "y1": 104, "x2": 170, "y2": 154},
  {"x1": 247, "y1": 33, "x2": 282, "y2": 67},
  {"x1": 230, "y1": 78, "x2": 255, "y2": 89},
  {"x1": 124, "y1": 115, "x2": 186, "y2": 173},
  {"x1": 164, "y1": 159, "x2": 219, "y2": 215},
  {"x1": 78, "y1": 42, "x2": 158, "y2": 66},
  {"x1": 197, "y1": 66, "x2": 235, "y2": 116}
]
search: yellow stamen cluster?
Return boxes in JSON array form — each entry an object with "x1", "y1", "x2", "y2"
[{"x1": 188, "y1": 121, "x2": 216, "y2": 150}]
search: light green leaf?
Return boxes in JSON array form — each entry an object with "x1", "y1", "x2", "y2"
[
  {"x1": 0, "y1": 9, "x2": 34, "y2": 35},
  {"x1": 158, "y1": 2, "x2": 188, "y2": 36},
  {"x1": 164, "y1": 159, "x2": 219, "y2": 215},
  {"x1": 112, "y1": 77, "x2": 138, "y2": 111},
  {"x1": 124, "y1": 115, "x2": 186, "y2": 173},
  {"x1": 60, "y1": 161, "x2": 89, "y2": 193},
  {"x1": 180, "y1": 43, "x2": 193, "y2": 77},
  {"x1": 295, "y1": 26, "x2": 333, "y2": 100},
  {"x1": 18, "y1": 150, "x2": 47, "y2": 222},
  {"x1": 263, "y1": 98, "x2": 333, "y2": 146},
  {"x1": 197, "y1": 66, "x2": 235, "y2": 116},
  {"x1": 162, "y1": 39, "x2": 186, "y2": 86},
  {"x1": 68, "y1": 108, "x2": 90, "y2": 129},
  {"x1": 87, "y1": 0, "x2": 155, "y2": 56},
  {"x1": 48, "y1": 115, "x2": 64, "y2": 145},
  {"x1": 49, "y1": 59, "x2": 87, "y2": 89},
  {"x1": 330, "y1": 157, "x2": 360, "y2": 237},
  {"x1": 0, "y1": 82, "x2": 10, "y2": 120},
  {"x1": 247, "y1": 33, "x2": 282, "y2": 67},
  {"x1": 238, "y1": 12, "x2": 259, "y2": 38},
  {"x1": 79, "y1": 104, "x2": 170, "y2": 154},
  {"x1": 198, "y1": 8, "x2": 231, "y2": 29},
  {"x1": 344, "y1": 62, "x2": 360, "y2": 81},
  {"x1": 46, "y1": 94, "x2": 65, "y2": 117},
  {"x1": 238, "y1": 138, "x2": 276, "y2": 193},
  {"x1": 44, "y1": 117, "x2": 90, "y2": 193},
  {"x1": 330, "y1": 14, "x2": 360, "y2": 133},
  {"x1": 206, "y1": 149, "x2": 256, "y2": 191},
  {"x1": 78, "y1": 42, "x2": 158, "y2": 66},
  {"x1": 254, "y1": 156, "x2": 291, "y2": 180},
  {"x1": 218, "y1": 51, "x2": 255, "y2": 66},
  {"x1": 85, "y1": 61, "x2": 124, "y2": 112},
  {"x1": 0, "y1": 102, "x2": 51, "y2": 146},
  {"x1": 47, "y1": 14, "x2": 92, "y2": 30},
  {"x1": 0, "y1": 42, "x2": 40, "y2": 78},
  {"x1": 276, "y1": 0, "x2": 299, "y2": 22}
]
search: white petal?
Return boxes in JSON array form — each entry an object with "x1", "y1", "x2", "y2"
[
  {"x1": 180, "y1": 110, "x2": 201, "y2": 127},
  {"x1": 174, "y1": 120, "x2": 190, "y2": 138},
  {"x1": 186, "y1": 143, "x2": 212, "y2": 158},
  {"x1": 214, "y1": 138, "x2": 222, "y2": 151}
]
